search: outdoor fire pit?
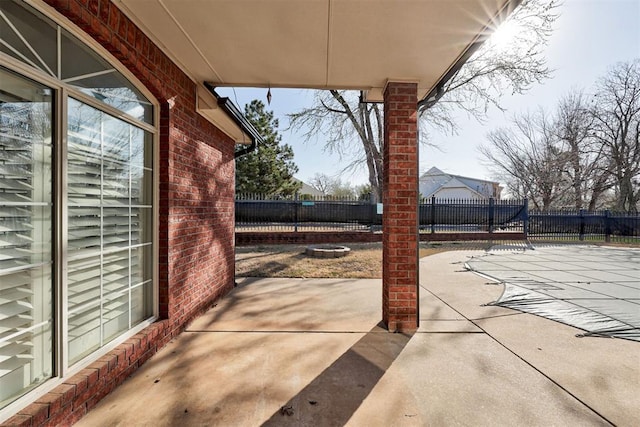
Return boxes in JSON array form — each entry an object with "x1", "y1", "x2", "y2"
[{"x1": 305, "y1": 245, "x2": 351, "y2": 258}]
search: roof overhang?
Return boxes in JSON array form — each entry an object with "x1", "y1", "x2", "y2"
[
  {"x1": 113, "y1": 0, "x2": 520, "y2": 105},
  {"x1": 195, "y1": 84, "x2": 255, "y2": 144}
]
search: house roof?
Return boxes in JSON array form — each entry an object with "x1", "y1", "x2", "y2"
[
  {"x1": 113, "y1": 0, "x2": 521, "y2": 103},
  {"x1": 419, "y1": 166, "x2": 501, "y2": 199},
  {"x1": 295, "y1": 179, "x2": 325, "y2": 197},
  {"x1": 432, "y1": 177, "x2": 486, "y2": 198},
  {"x1": 421, "y1": 166, "x2": 499, "y2": 186}
]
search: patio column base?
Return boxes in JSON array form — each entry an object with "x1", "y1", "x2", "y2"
[
  {"x1": 386, "y1": 320, "x2": 418, "y2": 333},
  {"x1": 382, "y1": 81, "x2": 419, "y2": 333}
]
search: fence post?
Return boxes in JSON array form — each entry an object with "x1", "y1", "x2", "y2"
[
  {"x1": 604, "y1": 209, "x2": 611, "y2": 242},
  {"x1": 369, "y1": 192, "x2": 375, "y2": 232},
  {"x1": 294, "y1": 192, "x2": 299, "y2": 233},
  {"x1": 488, "y1": 197, "x2": 495, "y2": 234},
  {"x1": 523, "y1": 199, "x2": 529, "y2": 239},
  {"x1": 430, "y1": 196, "x2": 436, "y2": 234},
  {"x1": 579, "y1": 209, "x2": 585, "y2": 241}
]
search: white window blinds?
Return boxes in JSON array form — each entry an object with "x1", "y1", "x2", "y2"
[
  {"x1": 0, "y1": 69, "x2": 53, "y2": 408},
  {"x1": 0, "y1": 0, "x2": 155, "y2": 412},
  {"x1": 67, "y1": 98, "x2": 153, "y2": 364}
]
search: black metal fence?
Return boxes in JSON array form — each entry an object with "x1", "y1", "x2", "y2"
[
  {"x1": 418, "y1": 197, "x2": 526, "y2": 233},
  {"x1": 235, "y1": 194, "x2": 526, "y2": 234},
  {"x1": 235, "y1": 193, "x2": 375, "y2": 232},
  {"x1": 529, "y1": 209, "x2": 640, "y2": 243},
  {"x1": 236, "y1": 193, "x2": 640, "y2": 242}
]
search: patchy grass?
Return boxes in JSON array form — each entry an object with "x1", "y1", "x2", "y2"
[{"x1": 235, "y1": 241, "x2": 490, "y2": 279}]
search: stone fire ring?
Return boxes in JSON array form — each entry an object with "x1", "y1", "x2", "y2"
[{"x1": 305, "y1": 245, "x2": 351, "y2": 258}]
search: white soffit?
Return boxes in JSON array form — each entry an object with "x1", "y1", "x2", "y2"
[{"x1": 114, "y1": 0, "x2": 517, "y2": 102}]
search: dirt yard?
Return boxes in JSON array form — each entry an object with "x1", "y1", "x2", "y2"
[{"x1": 235, "y1": 241, "x2": 491, "y2": 278}]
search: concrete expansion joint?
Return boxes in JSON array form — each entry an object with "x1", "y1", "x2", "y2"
[{"x1": 421, "y1": 282, "x2": 617, "y2": 426}]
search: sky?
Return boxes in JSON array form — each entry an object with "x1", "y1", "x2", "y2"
[{"x1": 217, "y1": 0, "x2": 640, "y2": 188}]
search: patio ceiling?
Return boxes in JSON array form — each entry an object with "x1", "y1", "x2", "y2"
[{"x1": 113, "y1": 0, "x2": 520, "y2": 103}]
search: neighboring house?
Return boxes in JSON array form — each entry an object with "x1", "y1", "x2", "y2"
[
  {"x1": 294, "y1": 178, "x2": 325, "y2": 197},
  {"x1": 0, "y1": 1, "x2": 521, "y2": 425},
  {"x1": 419, "y1": 167, "x2": 502, "y2": 200}
]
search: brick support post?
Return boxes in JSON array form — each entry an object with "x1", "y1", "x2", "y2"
[{"x1": 382, "y1": 82, "x2": 419, "y2": 332}]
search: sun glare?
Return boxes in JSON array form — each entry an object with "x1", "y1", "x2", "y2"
[{"x1": 489, "y1": 19, "x2": 521, "y2": 50}]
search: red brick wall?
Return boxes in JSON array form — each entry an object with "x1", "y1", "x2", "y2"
[
  {"x1": 236, "y1": 231, "x2": 383, "y2": 246},
  {"x1": 382, "y1": 82, "x2": 419, "y2": 332},
  {"x1": 235, "y1": 232, "x2": 525, "y2": 246},
  {"x1": 2, "y1": 1, "x2": 236, "y2": 425}
]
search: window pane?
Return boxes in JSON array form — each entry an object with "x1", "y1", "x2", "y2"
[
  {"x1": 131, "y1": 281, "x2": 153, "y2": 326},
  {"x1": 102, "y1": 250, "x2": 130, "y2": 344},
  {"x1": 0, "y1": 68, "x2": 53, "y2": 409},
  {"x1": 0, "y1": 1, "x2": 57, "y2": 78},
  {"x1": 67, "y1": 98, "x2": 153, "y2": 365},
  {"x1": 131, "y1": 245, "x2": 152, "y2": 287},
  {"x1": 0, "y1": 1, "x2": 153, "y2": 124},
  {"x1": 103, "y1": 207, "x2": 130, "y2": 251},
  {"x1": 67, "y1": 293, "x2": 101, "y2": 363},
  {"x1": 2, "y1": 1, "x2": 155, "y2": 408},
  {"x1": 132, "y1": 129, "x2": 153, "y2": 206},
  {"x1": 60, "y1": 30, "x2": 153, "y2": 124}
]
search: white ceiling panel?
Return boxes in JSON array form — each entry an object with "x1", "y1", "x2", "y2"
[{"x1": 115, "y1": 0, "x2": 518, "y2": 102}]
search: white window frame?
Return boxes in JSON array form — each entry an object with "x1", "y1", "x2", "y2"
[{"x1": 0, "y1": 0, "x2": 160, "y2": 421}]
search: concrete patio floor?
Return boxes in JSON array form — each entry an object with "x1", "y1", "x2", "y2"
[{"x1": 76, "y1": 249, "x2": 639, "y2": 426}]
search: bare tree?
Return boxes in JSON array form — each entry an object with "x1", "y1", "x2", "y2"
[
  {"x1": 591, "y1": 59, "x2": 640, "y2": 212},
  {"x1": 554, "y1": 90, "x2": 612, "y2": 210},
  {"x1": 423, "y1": 0, "x2": 560, "y2": 129},
  {"x1": 479, "y1": 109, "x2": 567, "y2": 211},
  {"x1": 290, "y1": 91, "x2": 384, "y2": 199},
  {"x1": 480, "y1": 90, "x2": 614, "y2": 211},
  {"x1": 309, "y1": 172, "x2": 357, "y2": 198},
  {"x1": 290, "y1": 0, "x2": 560, "y2": 200},
  {"x1": 309, "y1": 173, "x2": 333, "y2": 196},
  {"x1": 481, "y1": 61, "x2": 640, "y2": 212}
]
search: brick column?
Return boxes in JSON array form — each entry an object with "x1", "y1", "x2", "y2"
[{"x1": 383, "y1": 81, "x2": 419, "y2": 332}]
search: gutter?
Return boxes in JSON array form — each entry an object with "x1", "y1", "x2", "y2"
[{"x1": 203, "y1": 82, "x2": 263, "y2": 158}]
